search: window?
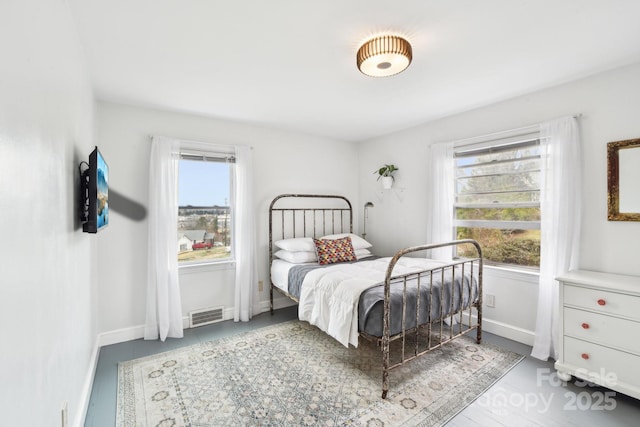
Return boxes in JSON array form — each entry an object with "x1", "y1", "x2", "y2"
[
  {"x1": 454, "y1": 134, "x2": 541, "y2": 268},
  {"x1": 177, "y1": 151, "x2": 234, "y2": 264}
]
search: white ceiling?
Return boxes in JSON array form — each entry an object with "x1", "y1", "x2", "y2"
[{"x1": 69, "y1": 1, "x2": 640, "y2": 142}]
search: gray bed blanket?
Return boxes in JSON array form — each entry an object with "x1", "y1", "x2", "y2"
[{"x1": 288, "y1": 258, "x2": 478, "y2": 337}]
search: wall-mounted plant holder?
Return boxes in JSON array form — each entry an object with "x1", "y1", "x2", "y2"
[
  {"x1": 374, "y1": 164, "x2": 398, "y2": 190},
  {"x1": 376, "y1": 187, "x2": 406, "y2": 202},
  {"x1": 381, "y1": 176, "x2": 394, "y2": 189}
]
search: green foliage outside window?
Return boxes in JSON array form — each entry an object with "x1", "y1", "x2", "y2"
[{"x1": 457, "y1": 227, "x2": 540, "y2": 267}]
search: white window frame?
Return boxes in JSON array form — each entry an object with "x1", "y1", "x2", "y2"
[
  {"x1": 177, "y1": 146, "x2": 236, "y2": 269},
  {"x1": 454, "y1": 131, "x2": 541, "y2": 269}
]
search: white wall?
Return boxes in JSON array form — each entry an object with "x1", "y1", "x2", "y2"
[
  {"x1": 358, "y1": 62, "x2": 640, "y2": 344},
  {"x1": 0, "y1": 1, "x2": 97, "y2": 426},
  {"x1": 96, "y1": 102, "x2": 359, "y2": 339}
]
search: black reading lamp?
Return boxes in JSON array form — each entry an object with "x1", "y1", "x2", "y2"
[{"x1": 363, "y1": 202, "x2": 374, "y2": 239}]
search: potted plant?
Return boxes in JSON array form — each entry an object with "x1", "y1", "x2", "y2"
[{"x1": 374, "y1": 164, "x2": 398, "y2": 189}]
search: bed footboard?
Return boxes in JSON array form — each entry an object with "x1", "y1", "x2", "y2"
[
  {"x1": 378, "y1": 239, "x2": 483, "y2": 399},
  {"x1": 267, "y1": 195, "x2": 483, "y2": 400}
]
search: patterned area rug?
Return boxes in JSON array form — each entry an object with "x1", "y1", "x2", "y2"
[{"x1": 117, "y1": 320, "x2": 523, "y2": 426}]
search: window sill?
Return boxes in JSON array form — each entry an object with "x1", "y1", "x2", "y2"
[
  {"x1": 484, "y1": 264, "x2": 540, "y2": 283},
  {"x1": 179, "y1": 259, "x2": 235, "y2": 275}
]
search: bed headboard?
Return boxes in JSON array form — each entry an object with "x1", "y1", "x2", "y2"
[{"x1": 269, "y1": 194, "x2": 353, "y2": 261}]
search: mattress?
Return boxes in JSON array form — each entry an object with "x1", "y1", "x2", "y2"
[{"x1": 270, "y1": 259, "x2": 301, "y2": 293}]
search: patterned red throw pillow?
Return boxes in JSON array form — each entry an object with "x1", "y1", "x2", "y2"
[{"x1": 313, "y1": 236, "x2": 357, "y2": 265}]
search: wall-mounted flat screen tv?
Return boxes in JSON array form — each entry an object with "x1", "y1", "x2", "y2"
[{"x1": 82, "y1": 146, "x2": 109, "y2": 233}]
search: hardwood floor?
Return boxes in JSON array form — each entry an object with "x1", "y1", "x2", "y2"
[
  {"x1": 84, "y1": 306, "x2": 640, "y2": 426},
  {"x1": 450, "y1": 333, "x2": 640, "y2": 427}
]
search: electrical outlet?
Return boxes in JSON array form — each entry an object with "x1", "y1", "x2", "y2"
[
  {"x1": 486, "y1": 294, "x2": 496, "y2": 308},
  {"x1": 258, "y1": 280, "x2": 264, "y2": 291},
  {"x1": 61, "y1": 402, "x2": 68, "y2": 427}
]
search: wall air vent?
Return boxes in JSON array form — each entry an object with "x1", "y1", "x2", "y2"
[{"x1": 189, "y1": 306, "x2": 224, "y2": 328}]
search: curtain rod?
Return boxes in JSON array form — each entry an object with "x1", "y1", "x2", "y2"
[
  {"x1": 451, "y1": 114, "x2": 582, "y2": 146},
  {"x1": 148, "y1": 134, "x2": 253, "y2": 150}
]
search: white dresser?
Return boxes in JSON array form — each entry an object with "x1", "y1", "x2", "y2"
[{"x1": 556, "y1": 270, "x2": 640, "y2": 400}]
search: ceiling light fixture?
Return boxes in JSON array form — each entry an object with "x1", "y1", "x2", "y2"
[{"x1": 357, "y1": 35, "x2": 412, "y2": 77}]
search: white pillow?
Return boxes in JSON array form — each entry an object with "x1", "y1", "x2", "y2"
[
  {"x1": 355, "y1": 248, "x2": 373, "y2": 260},
  {"x1": 273, "y1": 237, "x2": 315, "y2": 252},
  {"x1": 274, "y1": 250, "x2": 317, "y2": 264},
  {"x1": 320, "y1": 233, "x2": 373, "y2": 250}
]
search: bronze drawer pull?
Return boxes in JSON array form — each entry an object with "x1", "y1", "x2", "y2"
[
  {"x1": 597, "y1": 299, "x2": 606, "y2": 306},
  {"x1": 581, "y1": 353, "x2": 590, "y2": 360},
  {"x1": 581, "y1": 323, "x2": 590, "y2": 329}
]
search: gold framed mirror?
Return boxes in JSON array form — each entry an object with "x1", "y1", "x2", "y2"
[{"x1": 608, "y1": 138, "x2": 640, "y2": 221}]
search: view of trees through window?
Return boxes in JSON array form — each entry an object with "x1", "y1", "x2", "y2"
[
  {"x1": 177, "y1": 156, "x2": 232, "y2": 263},
  {"x1": 454, "y1": 139, "x2": 541, "y2": 267}
]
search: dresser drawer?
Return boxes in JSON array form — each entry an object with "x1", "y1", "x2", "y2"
[
  {"x1": 564, "y1": 307, "x2": 640, "y2": 355},
  {"x1": 564, "y1": 336, "x2": 640, "y2": 388},
  {"x1": 564, "y1": 284, "x2": 640, "y2": 320}
]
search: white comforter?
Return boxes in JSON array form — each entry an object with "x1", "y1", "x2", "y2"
[{"x1": 298, "y1": 257, "x2": 446, "y2": 348}]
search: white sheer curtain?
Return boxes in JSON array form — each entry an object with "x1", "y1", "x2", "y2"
[
  {"x1": 144, "y1": 136, "x2": 184, "y2": 341},
  {"x1": 233, "y1": 145, "x2": 258, "y2": 322},
  {"x1": 426, "y1": 142, "x2": 455, "y2": 260},
  {"x1": 531, "y1": 116, "x2": 582, "y2": 360}
]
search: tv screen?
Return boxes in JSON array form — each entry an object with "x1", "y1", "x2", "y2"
[{"x1": 82, "y1": 147, "x2": 109, "y2": 233}]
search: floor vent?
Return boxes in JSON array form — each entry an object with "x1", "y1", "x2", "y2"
[{"x1": 189, "y1": 306, "x2": 224, "y2": 328}]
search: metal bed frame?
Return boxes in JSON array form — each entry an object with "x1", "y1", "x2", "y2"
[{"x1": 269, "y1": 194, "x2": 483, "y2": 399}]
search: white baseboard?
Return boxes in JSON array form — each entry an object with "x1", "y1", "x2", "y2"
[
  {"x1": 76, "y1": 338, "x2": 100, "y2": 427},
  {"x1": 259, "y1": 296, "x2": 297, "y2": 312},
  {"x1": 97, "y1": 303, "x2": 287, "y2": 347},
  {"x1": 98, "y1": 324, "x2": 147, "y2": 347},
  {"x1": 97, "y1": 312, "x2": 223, "y2": 347},
  {"x1": 476, "y1": 316, "x2": 535, "y2": 346},
  {"x1": 457, "y1": 313, "x2": 534, "y2": 347}
]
